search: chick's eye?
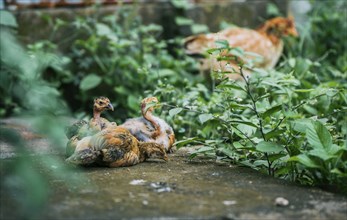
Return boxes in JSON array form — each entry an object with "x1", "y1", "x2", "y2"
[{"x1": 98, "y1": 101, "x2": 103, "y2": 105}]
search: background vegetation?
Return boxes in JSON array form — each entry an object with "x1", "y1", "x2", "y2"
[{"x1": 0, "y1": 1, "x2": 346, "y2": 217}]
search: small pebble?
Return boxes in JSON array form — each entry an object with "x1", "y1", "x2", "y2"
[
  {"x1": 223, "y1": 200, "x2": 237, "y2": 206},
  {"x1": 149, "y1": 182, "x2": 175, "y2": 193},
  {"x1": 129, "y1": 179, "x2": 146, "y2": 185},
  {"x1": 211, "y1": 172, "x2": 219, "y2": 176},
  {"x1": 113, "y1": 198, "x2": 122, "y2": 203},
  {"x1": 275, "y1": 197, "x2": 289, "y2": 207}
]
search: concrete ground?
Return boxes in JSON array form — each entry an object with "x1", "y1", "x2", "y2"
[{"x1": 1, "y1": 118, "x2": 346, "y2": 220}]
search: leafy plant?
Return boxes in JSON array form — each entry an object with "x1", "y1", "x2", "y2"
[
  {"x1": 289, "y1": 119, "x2": 347, "y2": 189},
  {"x1": 26, "y1": 6, "x2": 200, "y2": 125},
  {"x1": 170, "y1": 39, "x2": 346, "y2": 191},
  {"x1": 166, "y1": 1, "x2": 347, "y2": 193},
  {"x1": 1, "y1": 11, "x2": 85, "y2": 218}
]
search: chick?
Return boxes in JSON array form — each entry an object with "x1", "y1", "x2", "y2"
[
  {"x1": 65, "y1": 96, "x2": 114, "y2": 157},
  {"x1": 120, "y1": 97, "x2": 175, "y2": 153}
]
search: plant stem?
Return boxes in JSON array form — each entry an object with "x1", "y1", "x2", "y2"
[
  {"x1": 292, "y1": 93, "x2": 327, "y2": 111},
  {"x1": 273, "y1": 117, "x2": 285, "y2": 132},
  {"x1": 239, "y1": 66, "x2": 272, "y2": 175}
]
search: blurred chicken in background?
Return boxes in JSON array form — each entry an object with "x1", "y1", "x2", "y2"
[{"x1": 184, "y1": 16, "x2": 298, "y2": 80}]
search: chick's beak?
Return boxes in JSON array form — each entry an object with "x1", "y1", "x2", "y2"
[{"x1": 108, "y1": 103, "x2": 114, "y2": 111}]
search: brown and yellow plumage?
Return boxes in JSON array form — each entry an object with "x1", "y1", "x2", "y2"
[
  {"x1": 66, "y1": 125, "x2": 168, "y2": 167},
  {"x1": 65, "y1": 97, "x2": 114, "y2": 157}
]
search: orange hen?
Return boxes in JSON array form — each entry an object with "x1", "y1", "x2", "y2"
[{"x1": 184, "y1": 16, "x2": 298, "y2": 80}]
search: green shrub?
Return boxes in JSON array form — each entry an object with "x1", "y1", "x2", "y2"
[
  {"x1": 0, "y1": 11, "x2": 83, "y2": 218},
  {"x1": 169, "y1": 1, "x2": 347, "y2": 193},
  {"x1": 26, "y1": 6, "x2": 201, "y2": 124}
]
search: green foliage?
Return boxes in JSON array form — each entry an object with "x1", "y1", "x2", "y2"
[
  {"x1": 176, "y1": 55, "x2": 346, "y2": 192},
  {"x1": 168, "y1": 1, "x2": 347, "y2": 193},
  {"x1": 0, "y1": 12, "x2": 86, "y2": 218},
  {"x1": 171, "y1": 0, "x2": 209, "y2": 35},
  {"x1": 0, "y1": 10, "x2": 18, "y2": 28},
  {"x1": 24, "y1": 7, "x2": 199, "y2": 123},
  {"x1": 308, "y1": 1, "x2": 347, "y2": 72},
  {"x1": 283, "y1": 1, "x2": 347, "y2": 75},
  {"x1": 79, "y1": 74, "x2": 102, "y2": 91}
]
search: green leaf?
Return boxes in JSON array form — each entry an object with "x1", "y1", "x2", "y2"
[
  {"x1": 330, "y1": 168, "x2": 347, "y2": 177},
  {"x1": 229, "y1": 103, "x2": 252, "y2": 110},
  {"x1": 232, "y1": 142, "x2": 243, "y2": 149},
  {"x1": 253, "y1": 160, "x2": 269, "y2": 167},
  {"x1": 261, "y1": 104, "x2": 282, "y2": 118},
  {"x1": 329, "y1": 144, "x2": 346, "y2": 155},
  {"x1": 206, "y1": 48, "x2": 222, "y2": 54},
  {"x1": 306, "y1": 121, "x2": 332, "y2": 150},
  {"x1": 191, "y1": 24, "x2": 209, "y2": 34},
  {"x1": 216, "y1": 83, "x2": 245, "y2": 91},
  {"x1": 268, "y1": 153, "x2": 287, "y2": 162},
  {"x1": 230, "y1": 47, "x2": 245, "y2": 58},
  {"x1": 265, "y1": 129, "x2": 286, "y2": 140},
  {"x1": 239, "y1": 160, "x2": 254, "y2": 168},
  {"x1": 288, "y1": 154, "x2": 319, "y2": 168},
  {"x1": 96, "y1": 23, "x2": 113, "y2": 36},
  {"x1": 303, "y1": 105, "x2": 318, "y2": 115},
  {"x1": 158, "y1": 69, "x2": 176, "y2": 77},
  {"x1": 230, "y1": 120, "x2": 258, "y2": 128},
  {"x1": 218, "y1": 147, "x2": 236, "y2": 158},
  {"x1": 236, "y1": 124, "x2": 256, "y2": 136},
  {"x1": 308, "y1": 149, "x2": 335, "y2": 161},
  {"x1": 175, "y1": 17, "x2": 193, "y2": 26},
  {"x1": 189, "y1": 146, "x2": 215, "y2": 159},
  {"x1": 288, "y1": 58, "x2": 296, "y2": 68},
  {"x1": 192, "y1": 146, "x2": 214, "y2": 154},
  {"x1": 256, "y1": 141, "x2": 283, "y2": 153},
  {"x1": 127, "y1": 96, "x2": 139, "y2": 111},
  {"x1": 114, "y1": 86, "x2": 128, "y2": 95},
  {"x1": 79, "y1": 74, "x2": 102, "y2": 91},
  {"x1": 267, "y1": 3, "x2": 281, "y2": 16},
  {"x1": 215, "y1": 40, "x2": 229, "y2": 48},
  {"x1": 169, "y1": 108, "x2": 183, "y2": 117},
  {"x1": 199, "y1": 114, "x2": 214, "y2": 124},
  {"x1": 326, "y1": 88, "x2": 338, "y2": 97},
  {"x1": 291, "y1": 119, "x2": 313, "y2": 133},
  {"x1": 294, "y1": 89, "x2": 314, "y2": 93},
  {"x1": 174, "y1": 137, "x2": 201, "y2": 148},
  {"x1": 339, "y1": 91, "x2": 347, "y2": 104},
  {"x1": 171, "y1": 0, "x2": 193, "y2": 9},
  {"x1": 244, "y1": 51, "x2": 263, "y2": 60},
  {"x1": 0, "y1": 11, "x2": 18, "y2": 28},
  {"x1": 276, "y1": 166, "x2": 292, "y2": 176}
]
